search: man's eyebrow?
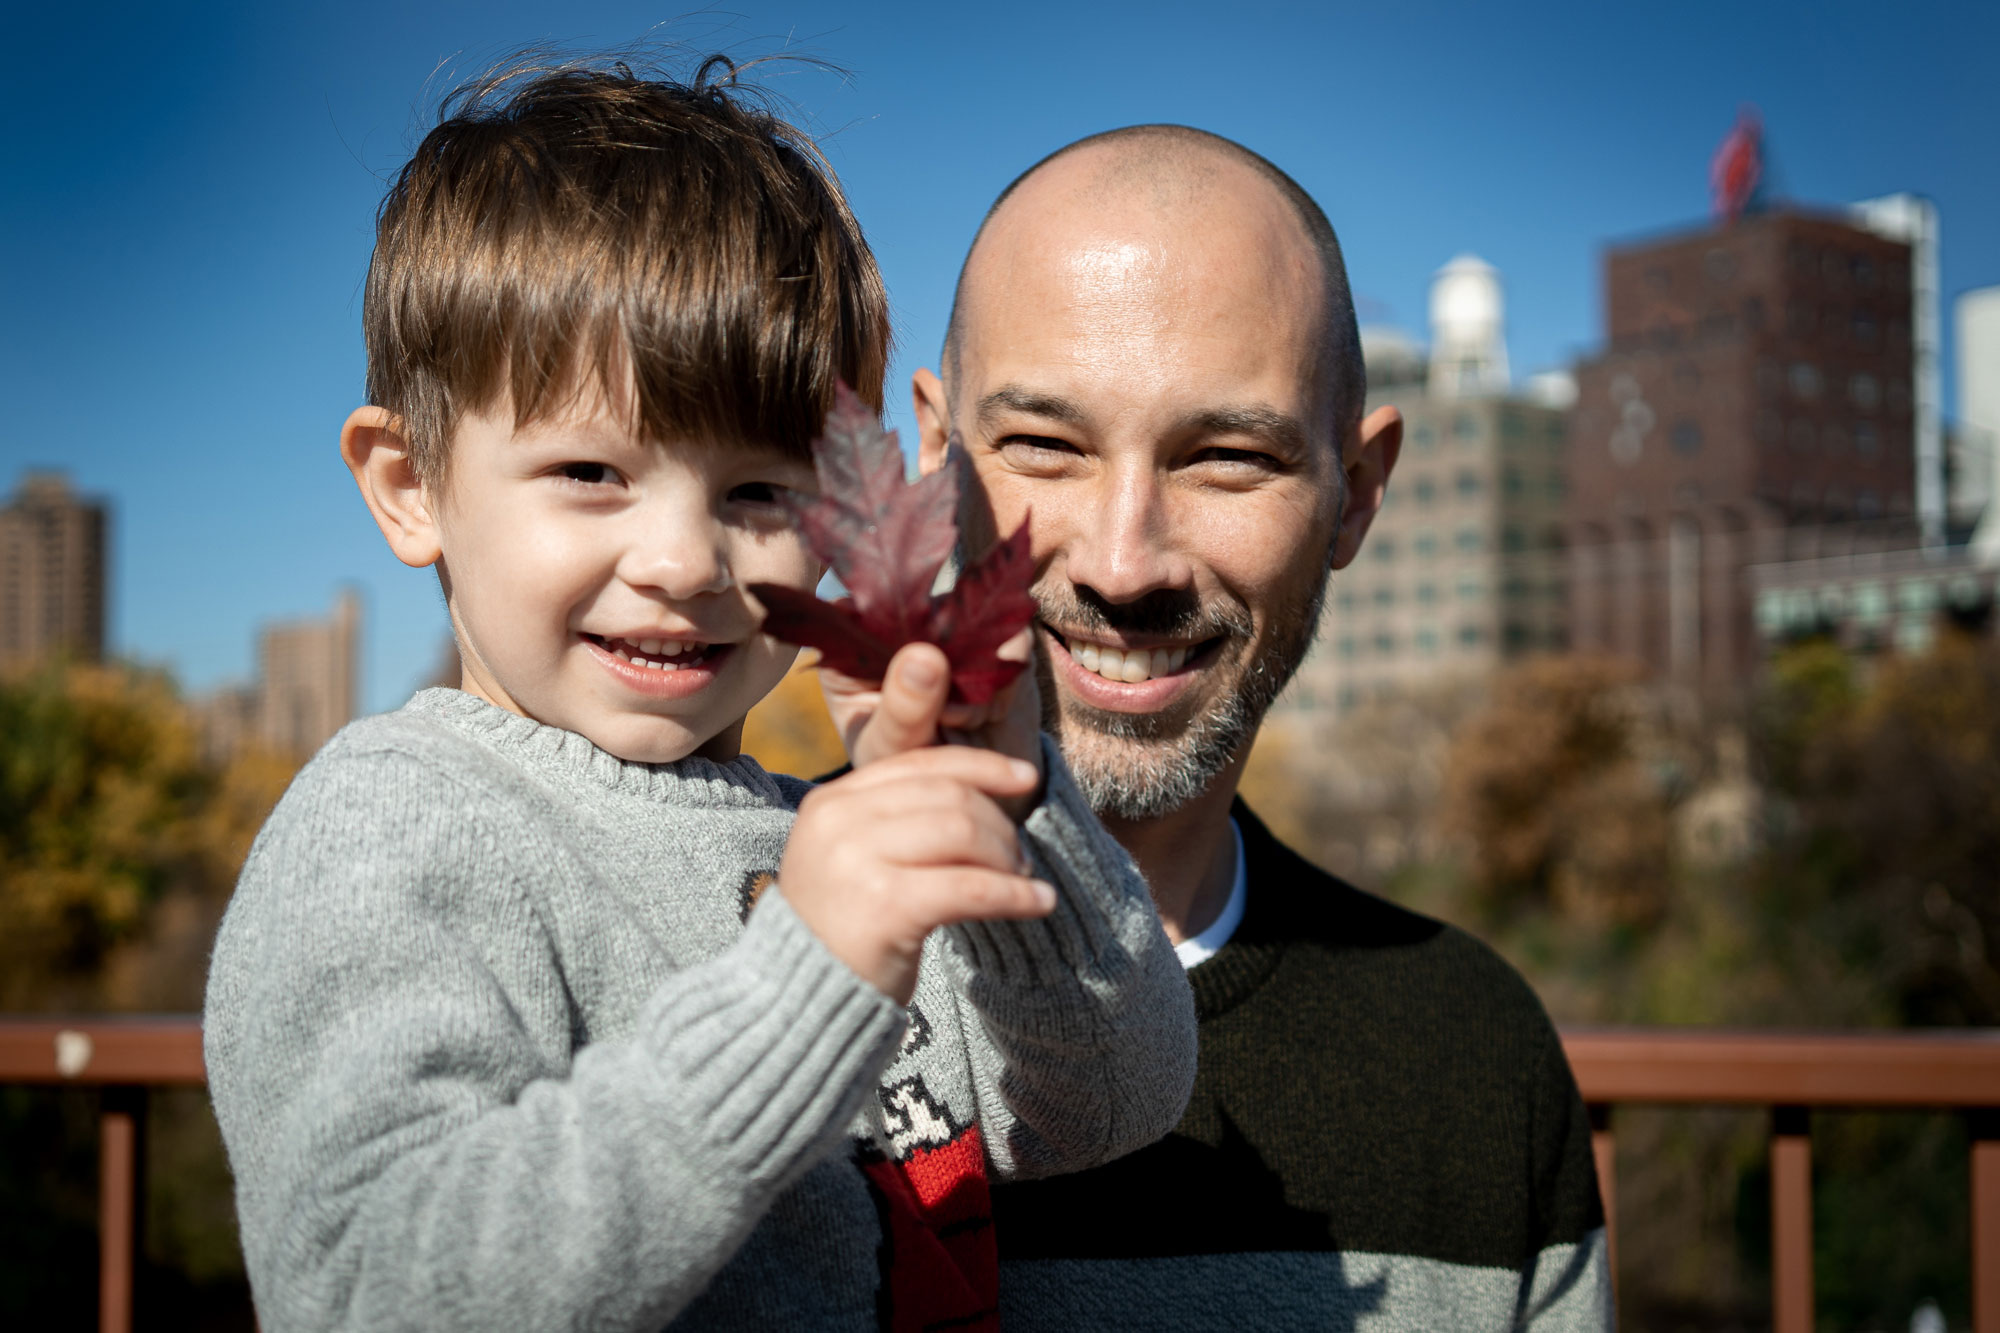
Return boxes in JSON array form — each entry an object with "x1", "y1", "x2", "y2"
[
  {"x1": 1176, "y1": 406, "x2": 1311, "y2": 455},
  {"x1": 975, "y1": 386, "x2": 1087, "y2": 427}
]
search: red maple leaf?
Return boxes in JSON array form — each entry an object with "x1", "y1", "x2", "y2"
[{"x1": 748, "y1": 384, "x2": 1036, "y2": 705}]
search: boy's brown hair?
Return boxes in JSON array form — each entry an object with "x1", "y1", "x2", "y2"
[{"x1": 364, "y1": 55, "x2": 889, "y2": 482}]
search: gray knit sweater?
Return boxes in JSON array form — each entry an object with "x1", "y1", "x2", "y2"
[{"x1": 204, "y1": 689, "x2": 1195, "y2": 1332}]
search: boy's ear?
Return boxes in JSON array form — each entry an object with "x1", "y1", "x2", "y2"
[
  {"x1": 341, "y1": 407, "x2": 442, "y2": 568},
  {"x1": 912, "y1": 368, "x2": 951, "y2": 476}
]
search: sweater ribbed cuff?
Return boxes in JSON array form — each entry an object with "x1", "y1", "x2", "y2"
[
  {"x1": 944, "y1": 735, "x2": 1146, "y2": 997},
  {"x1": 639, "y1": 888, "x2": 904, "y2": 1189}
]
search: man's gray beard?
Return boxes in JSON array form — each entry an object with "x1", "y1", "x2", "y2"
[{"x1": 1037, "y1": 564, "x2": 1331, "y2": 822}]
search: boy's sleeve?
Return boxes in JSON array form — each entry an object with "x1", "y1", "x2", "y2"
[
  {"x1": 203, "y1": 746, "x2": 905, "y2": 1333},
  {"x1": 935, "y1": 735, "x2": 1198, "y2": 1179}
]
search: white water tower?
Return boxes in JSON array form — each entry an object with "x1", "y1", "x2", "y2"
[{"x1": 1428, "y1": 254, "x2": 1511, "y2": 399}]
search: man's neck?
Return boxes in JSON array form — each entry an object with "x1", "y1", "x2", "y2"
[{"x1": 1100, "y1": 753, "x2": 1246, "y2": 947}]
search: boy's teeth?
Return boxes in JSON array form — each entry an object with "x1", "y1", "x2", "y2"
[
  {"x1": 605, "y1": 636, "x2": 705, "y2": 671},
  {"x1": 1069, "y1": 640, "x2": 1190, "y2": 684}
]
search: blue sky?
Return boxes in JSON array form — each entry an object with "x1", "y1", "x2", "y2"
[{"x1": 4, "y1": 0, "x2": 1994, "y2": 711}]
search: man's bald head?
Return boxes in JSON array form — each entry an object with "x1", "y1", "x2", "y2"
[{"x1": 943, "y1": 124, "x2": 1366, "y2": 442}]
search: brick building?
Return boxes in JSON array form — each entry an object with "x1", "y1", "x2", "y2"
[
  {"x1": 0, "y1": 472, "x2": 108, "y2": 670},
  {"x1": 1565, "y1": 210, "x2": 1917, "y2": 689}
]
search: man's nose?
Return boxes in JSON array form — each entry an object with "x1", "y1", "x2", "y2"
[{"x1": 1060, "y1": 467, "x2": 1193, "y2": 604}]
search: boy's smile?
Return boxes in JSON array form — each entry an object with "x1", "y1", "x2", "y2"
[{"x1": 354, "y1": 388, "x2": 823, "y2": 765}]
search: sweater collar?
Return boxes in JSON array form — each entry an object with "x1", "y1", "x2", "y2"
[{"x1": 402, "y1": 688, "x2": 794, "y2": 808}]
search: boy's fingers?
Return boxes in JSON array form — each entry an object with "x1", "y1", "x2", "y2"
[
  {"x1": 908, "y1": 870, "x2": 1057, "y2": 930},
  {"x1": 848, "y1": 644, "x2": 951, "y2": 765},
  {"x1": 826, "y1": 744, "x2": 1039, "y2": 797},
  {"x1": 859, "y1": 810, "x2": 1029, "y2": 876}
]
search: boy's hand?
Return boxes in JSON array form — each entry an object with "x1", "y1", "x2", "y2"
[
  {"x1": 780, "y1": 746, "x2": 1053, "y2": 1004},
  {"x1": 824, "y1": 632, "x2": 1045, "y2": 821}
]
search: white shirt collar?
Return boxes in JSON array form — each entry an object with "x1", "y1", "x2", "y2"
[{"x1": 1175, "y1": 818, "x2": 1247, "y2": 970}]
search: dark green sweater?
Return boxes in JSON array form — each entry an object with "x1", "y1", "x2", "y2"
[{"x1": 991, "y1": 804, "x2": 1610, "y2": 1331}]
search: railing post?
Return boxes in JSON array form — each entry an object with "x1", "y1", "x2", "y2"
[
  {"x1": 1771, "y1": 1105, "x2": 1812, "y2": 1333},
  {"x1": 1973, "y1": 1109, "x2": 2000, "y2": 1333},
  {"x1": 99, "y1": 1085, "x2": 146, "y2": 1333},
  {"x1": 1588, "y1": 1102, "x2": 1616, "y2": 1291}
]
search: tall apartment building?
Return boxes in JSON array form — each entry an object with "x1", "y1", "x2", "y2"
[
  {"x1": 258, "y1": 588, "x2": 360, "y2": 757},
  {"x1": 1564, "y1": 209, "x2": 1917, "y2": 689},
  {"x1": 0, "y1": 472, "x2": 108, "y2": 669},
  {"x1": 199, "y1": 589, "x2": 361, "y2": 760},
  {"x1": 1285, "y1": 258, "x2": 1571, "y2": 715}
]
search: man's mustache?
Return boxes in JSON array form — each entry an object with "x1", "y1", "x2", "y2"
[{"x1": 1032, "y1": 583, "x2": 1253, "y2": 643}]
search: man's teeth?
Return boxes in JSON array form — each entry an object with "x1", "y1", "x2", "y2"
[
  {"x1": 607, "y1": 637, "x2": 704, "y2": 670},
  {"x1": 1071, "y1": 640, "x2": 1189, "y2": 684}
]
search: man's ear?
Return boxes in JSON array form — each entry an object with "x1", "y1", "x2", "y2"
[
  {"x1": 912, "y1": 367, "x2": 952, "y2": 476},
  {"x1": 1331, "y1": 405, "x2": 1403, "y2": 570},
  {"x1": 341, "y1": 406, "x2": 442, "y2": 569}
]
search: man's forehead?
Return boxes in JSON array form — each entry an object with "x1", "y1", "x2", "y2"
[{"x1": 955, "y1": 153, "x2": 1322, "y2": 370}]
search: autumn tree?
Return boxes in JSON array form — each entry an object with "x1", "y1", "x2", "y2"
[{"x1": 0, "y1": 662, "x2": 293, "y2": 1011}]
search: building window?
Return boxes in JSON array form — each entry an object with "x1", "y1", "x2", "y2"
[
  {"x1": 1457, "y1": 624, "x2": 1484, "y2": 648},
  {"x1": 1454, "y1": 412, "x2": 1479, "y2": 441},
  {"x1": 1414, "y1": 530, "x2": 1439, "y2": 558},
  {"x1": 1850, "y1": 374, "x2": 1880, "y2": 411},
  {"x1": 1338, "y1": 636, "x2": 1358, "y2": 659},
  {"x1": 1548, "y1": 473, "x2": 1568, "y2": 500},
  {"x1": 1853, "y1": 310, "x2": 1878, "y2": 344},
  {"x1": 1457, "y1": 573, "x2": 1484, "y2": 600},
  {"x1": 1501, "y1": 527, "x2": 1526, "y2": 552},
  {"x1": 1853, "y1": 256, "x2": 1877, "y2": 288},
  {"x1": 1856, "y1": 423, "x2": 1881, "y2": 457},
  {"x1": 1456, "y1": 469, "x2": 1482, "y2": 498},
  {"x1": 1455, "y1": 528, "x2": 1483, "y2": 553},
  {"x1": 1372, "y1": 585, "x2": 1395, "y2": 607},
  {"x1": 1852, "y1": 582, "x2": 1888, "y2": 625},
  {"x1": 1502, "y1": 467, "x2": 1524, "y2": 496},
  {"x1": 1336, "y1": 589, "x2": 1358, "y2": 611},
  {"x1": 1671, "y1": 420, "x2": 1703, "y2": 455},
  {"x1": 1416, "y1": 582, "x2": 1439, "y2": 605},
  {"x1": 1416, "y1": 627, "x2": 1440, "y2": 655},
  {"x1": 1504, "y1": 623, "x2": 1531, "y2": 651},
  {"x1": 1788, "y1": 419, "x2": 1816, "y2": 453},
  {"x1": 1412, "y1": 423, "x2": 1437, "y2": 453},
  {"x1": 1412, "y1": 475, "x2": 1437, "y2": 505},
  {"x1": 1856, "y1": 489, "x2": 1883, "y2": 519},
  {"x1": 1501, "y1": 413, "x2": 1526, "y2": 442},
  {"x1": 1373, "y1": 632, "x2": 1396, "y2": 656},
  {"x1": 1789, "y1": 363, "x2": 1822, "y2": 399},
  {"x1": 1897, "y1": 580, "x2": 1939, "y2": 614},
  {"x1": 1370, "y1": 536, "x2": 1396, "y2": 561}
]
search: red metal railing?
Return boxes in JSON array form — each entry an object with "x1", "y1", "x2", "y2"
[{"x1": 4, "y1": 1018, "x2": 1998, "y2": 1332}]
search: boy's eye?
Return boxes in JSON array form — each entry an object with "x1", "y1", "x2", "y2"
[
  {"x1": 558, "y1": 462, "x2": 615, "y2": 485},
  {"x1": 728, "y1": 481, "x2": 786, "y2": 506}
]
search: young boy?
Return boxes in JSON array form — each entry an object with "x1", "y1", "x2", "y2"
[{"x1": 202, "y1": 59, "x2": 1195, "y2": 1331}]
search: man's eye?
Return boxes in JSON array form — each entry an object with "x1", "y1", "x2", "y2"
[
  {"x1": 1002, "y1": 435, "x2": 1077, "y2": 455},
  {"x1": 558, "y1": 462, "x2": 615, "y2": 485},
  {"x1": 1192, "y1": 447, "x2": 1279, "y2": 471}
]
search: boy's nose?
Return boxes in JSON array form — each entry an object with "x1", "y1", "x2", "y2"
[{"x1": 618, "y1": 530, "x2": 732, "y2": 600}]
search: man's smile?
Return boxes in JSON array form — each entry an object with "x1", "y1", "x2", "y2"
[{"x1": 1039, "y1": 622, "x2": 1230, "y2": 710}]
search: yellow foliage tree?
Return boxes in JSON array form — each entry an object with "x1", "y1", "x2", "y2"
[
  {"x1": 739, "y1": 658, "x2": 849, "y2": 781},
  {"x1": 0, "y1": 662, "x2": 295, "y2": 1010}
]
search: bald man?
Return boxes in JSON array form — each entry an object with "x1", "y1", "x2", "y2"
[{"x1": 905, "y1": 128, "x2": 1611, "y2": 1330}]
